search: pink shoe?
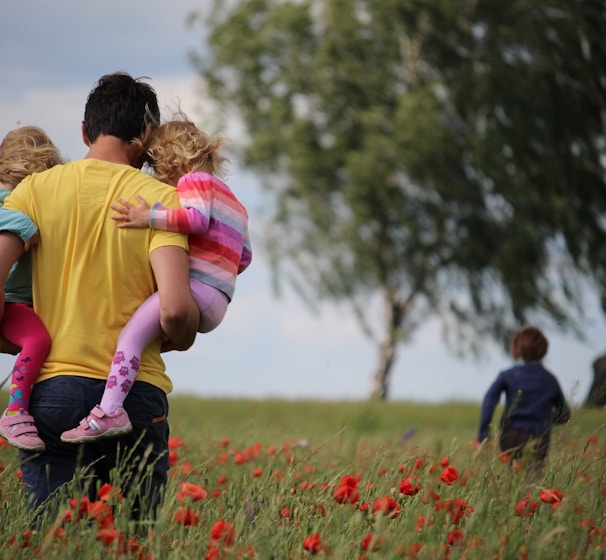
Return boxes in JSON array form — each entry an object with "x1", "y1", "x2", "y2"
[
  {"x1": 60, "y1": 406, "x2": 132, "y2": 443},
  {"x1": 0, "y1": 408, "x2": 45, "y2": 452}
]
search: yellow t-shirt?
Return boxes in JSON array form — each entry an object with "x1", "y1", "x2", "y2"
[{"x1": 4, "y1": 159, "x2": 188, "y2": 394}]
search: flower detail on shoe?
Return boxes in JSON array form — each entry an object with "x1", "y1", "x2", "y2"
[
  {"x1": 60, "y1": 405, "x2": 133, "y2": 444},
  {"x1": 0, "y1": 408, "x2": 45, "y2": 452}
]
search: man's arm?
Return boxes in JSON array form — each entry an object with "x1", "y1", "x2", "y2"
[
  {"x1": 0, "y1": 232, "x2": 25, "y2": 319},
  {"x1": 149, "y1": 246, "x2": 198, "y2": 350},
  {"x1": 0, "y1": 232, "x2": 26, "y2": 354}
]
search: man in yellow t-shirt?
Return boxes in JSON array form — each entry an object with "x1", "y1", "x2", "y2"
[{"x1": 0, "y1": 72, "x2": 199, "y2": 519}]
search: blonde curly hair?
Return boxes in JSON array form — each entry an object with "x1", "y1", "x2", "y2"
[
  {"x1": 0, "y1": 126, "x2": 64, "y2": 189},
  {"x1": 137, "y1": 113, "x2": 228, "y2": 186}
]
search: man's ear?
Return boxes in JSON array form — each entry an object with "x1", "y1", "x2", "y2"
[{"x1": 81, "y1": 123, "x2": 91, "y2": 147}]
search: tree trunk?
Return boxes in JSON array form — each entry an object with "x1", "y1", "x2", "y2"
[
  {"x1": 584, "y1": 353, "x2": 606, "y2": 407},
  {"x1": 369, "y1": 299, "x2": 405, "y2": 401},
  {"x1": 370, "y1": 333, "x2": 397, "y2": 401}
]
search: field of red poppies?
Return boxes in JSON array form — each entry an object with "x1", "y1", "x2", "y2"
[{"x1": 1, "y1": 398, "x2": 604, "y2": 559}]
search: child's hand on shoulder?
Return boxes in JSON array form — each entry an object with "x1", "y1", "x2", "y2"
[{"x1": 111, "y1": 195, "x2": 151, "y2": 229}]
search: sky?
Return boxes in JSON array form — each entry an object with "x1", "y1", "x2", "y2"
[{"x1": 1, "y1": 1, "x2": 604, "y2": 406}]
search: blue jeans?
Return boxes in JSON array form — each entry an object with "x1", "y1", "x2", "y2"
[{"x1": 19, "y1": 376, "x2": 170, "y2": 520}]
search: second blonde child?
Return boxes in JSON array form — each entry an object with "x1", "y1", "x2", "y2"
[{"x1": 0, "y1": 126, "x2": 63, "y2": 451}]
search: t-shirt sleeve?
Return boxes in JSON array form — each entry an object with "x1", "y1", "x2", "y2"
[
  {"x1": 148, "y1": 189, "x2": 189, "y2": 254},
  {"x1": 0, "y1": 207, "x2": 38, "y2": 242},
  {"x1": 1, "y1": 181, "x2": 38, "y2": 241}
]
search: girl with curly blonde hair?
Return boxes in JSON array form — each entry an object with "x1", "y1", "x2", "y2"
[
  {"x1": 0, "y1": 126, "x2": 63, "y2": 451},
  {"x1": 62, "y1": 114, "x2": 252, "y2": 443}
]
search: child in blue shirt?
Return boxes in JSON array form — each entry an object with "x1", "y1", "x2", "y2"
[{"x1": 477, "y1": 325, "x2": 570, "y2": 467}]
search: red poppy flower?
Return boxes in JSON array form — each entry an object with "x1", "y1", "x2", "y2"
[
  {"x1": 180, "y1": 462, "x2": 193, "y2": 475},
  {"x1": 447, "y1": 529, "x2": 465, "y2": 546},
  {"x1": 87, "y1": 500, "x2": 114, "y2": 524},
  {"x1": 515, "y1": 498, "x2": 539, "y2": 518},
  {"x1": 177, "y1": 482, "x2": 207, "y2": 503},
  {"x1": 540, "y1": 489, "x2": 564, "y2": 504},
  {"x1": 69, "y1": 496, "x2": 91, "y2": 518},
  {"x1": 440, "y1": 457, "x2": 449, "y2": 467},
  {"x1": 399, "y1": 476, "x2": 421, "y2": 496},
  {"x1": 168, "y1": 451, "x2": 179, "y2": 467},
  {"x1": 210, "y1": 520, "x2": 236, "y2": 547},
  {"x1": 372, "y1": 495, "x2": 401, "y2": 519},
  {"x1": 205, "y1": 544, "x2": 223, "y2": 560},
  {"x1": 97, "y1": 482, "x2": 123, "y2": 503},
  {"x1": 303, "y1": 533, "x2": 323, "y2": 555},
  {"x1": 174, "y1": 507, "x2": 200, "y2": 526},
  {"x1": 252, "y1": 467, "x2": 263, "y2": 477},
  {"x1": 333, "y1": 474, "x2": 360, "y2": 504},
  {"x1": 361, "y1": 533, "x2": 383, "y2": 551},
  {"x1": 440, "y1": 466, "x2": 459, "y2": 485},
  {"x1": 96, "y1": 527, "x2": 122, "y2": 546},
  {"x1": 168, "y1": 436, "x2": 185, "y2": 449}
]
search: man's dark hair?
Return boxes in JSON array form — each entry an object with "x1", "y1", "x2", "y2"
[{"x1": 83, "y1": 72, "x2": 160, "y2": 144}]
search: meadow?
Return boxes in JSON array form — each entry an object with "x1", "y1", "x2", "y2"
[{"x1": 0, "y1": 397, "x2": 604, "y2": 559}]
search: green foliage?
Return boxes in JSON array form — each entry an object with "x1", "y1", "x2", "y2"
[
  {"x1": 192, "y1": 0, "x2": 606, "y2": 396},
  {"x1": 1, "y1": 397, "x2": 605, "y2": 559}
]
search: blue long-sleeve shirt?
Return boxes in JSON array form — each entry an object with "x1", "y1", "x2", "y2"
[{"x1": 478, "y1": 361, "x2": 570, "y2": 442}]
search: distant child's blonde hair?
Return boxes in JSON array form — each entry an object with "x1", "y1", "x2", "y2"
[
  {"x1": 510, "y1": 325, "x2": 548, "y2": 363},
  {"x1": 140, "y1": 113, "x2": 228, "y2": 185},
  {"x1": 0, "y1": 126, "x2": 64, "y2": 189}
]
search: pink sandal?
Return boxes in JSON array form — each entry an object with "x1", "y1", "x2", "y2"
[{"x1": 0, "y1": 408, "x2": 45, "y2": 452}]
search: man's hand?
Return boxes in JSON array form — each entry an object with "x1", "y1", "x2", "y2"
[
  {"x1": 24, "y1": 230, "x2": 40, "y2": 251},
  {"x1": 160, "y1": 339, "x2": 179, "y2": 353},
  {"x1": 111, "y1": 195, "x2": 151, "y2": 229}
]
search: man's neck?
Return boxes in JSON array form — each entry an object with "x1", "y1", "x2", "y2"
[{"x1": 85, "y1": 135, "x2": 141, "y2": 167}]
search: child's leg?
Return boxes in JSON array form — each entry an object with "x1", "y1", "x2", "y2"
[
  {"x1": 0, "y1": 303, "x2": 51, "y2": 413},
  {"x1": 99, "y1": 293, "x2": 163, "y2": 414},
  {"x1": 62, "y1": 283, "x2": 226, "y2": 444},
  {"x1": 0, "y1": 303, "x2": 49, "y2": 451},
  {"x1": 60, "y1": 293, "x2": 163, "y2": 443},
  {"x1": 190, "y1": 279, "x2": 228, "y2": 333}
]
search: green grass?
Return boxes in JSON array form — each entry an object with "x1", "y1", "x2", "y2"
[{"x1": 1, "y1": 398, "x2": 605, "y2": 559}]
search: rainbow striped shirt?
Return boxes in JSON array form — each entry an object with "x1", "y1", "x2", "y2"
[{"x1": 149, "y1": 171, "x2": 252, "y2": 300}]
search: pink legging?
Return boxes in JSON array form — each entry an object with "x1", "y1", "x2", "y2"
[
  {"x1": 99, "y1": 279, "x2": 228, "y2": 413},
  {"x1": 0, "y1": 302, "x2": 51, "y2": 412}
]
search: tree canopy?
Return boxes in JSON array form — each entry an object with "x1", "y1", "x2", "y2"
[{"x1": 191, "y1": 0, "x2": 606, "y2": 399}]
